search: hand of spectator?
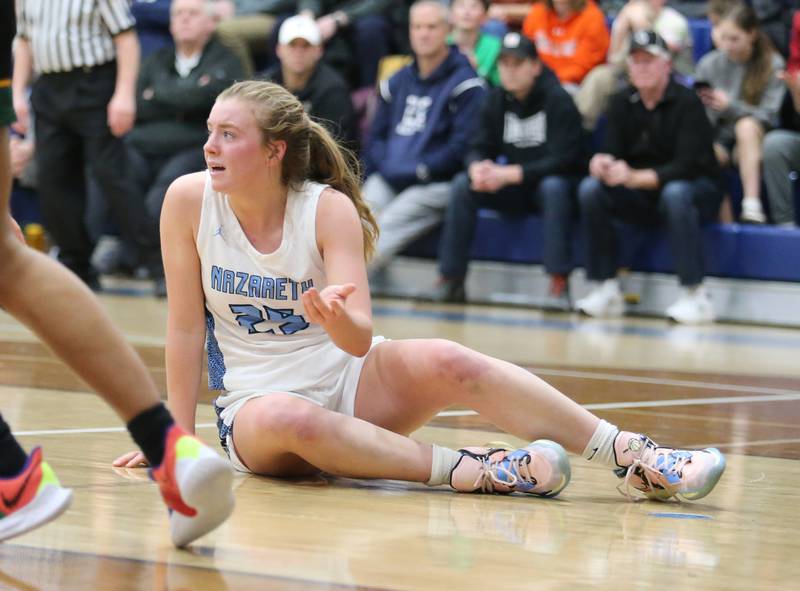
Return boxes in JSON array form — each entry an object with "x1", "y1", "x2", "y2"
[
  {"x1": 605, "y1": 160, "x2": 632, "y2": 187},
  {"x1": 702, "y1": 89, "x2": 730, "y2": 112},
  {"x1": 468, "y1": 160, "x2": 494, "y2": 191},
  {"x1": 589, "y1": 153, "x2": 614, "y2": 180},
  {"x1": 317, "y1": 14, "x2": 340, "y2": 42},
  {"x1": 107, "y1": 91, "x2": 136, "y2": 137},
  {"x1": 474, "y1": 164, "x2": 511, "y2": 193},
  {"x1": 11, "y1": 94, "x2": 30, "y2": 136},
  {"x1": 778, "y1": 70, "x2": 800, "y2": 110},
  {"x1": 778, "y1": 69, "x2": 800, "y2": 93},
  {"x1": 9, "y1": 136, "x2": 34, "y2": 179},
  {"x1": 213, "y1": 0, "x2": 235, "y2": 21}
]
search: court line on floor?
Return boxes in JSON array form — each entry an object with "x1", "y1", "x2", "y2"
[
  {"x1": 439, "y1": 391, "x2": 800, "y2": 416},
  {"x1": 15, "y1": 390, "x2": 800, "y2": 436},
  {"x1": 372, "y1": 305, "x2": 800, "y2": 349},
  {"x1": 532, "y1": 368, "x2": 800, "y2": 396},
  {"x1": 14, "y1": 423, "x2": 218, "y2": 436},
  {"x1": 1, "y1": 543, "x2": 385, "y2": 591},
  {"x1": 699, "y1": 437, "x2": 800, "y2": 449}
]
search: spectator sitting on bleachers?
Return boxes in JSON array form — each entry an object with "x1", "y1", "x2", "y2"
[
  {"x1": 576, "y1": 31, "x2": 723, "y2": 325},
  {"x1": 521, "y1": 0, "x2": 610, "y2": 95},
  {"x1": 577, "y1": 0, "x2": 693, "y2": 130},
  {"x1": 761, "y1": 10, "x2": 800, "y2": 228},
  {"x1": 261, "y1": 2, "x2": 409, "y2": 90},
  {"x1": 695, "y1": 3, "x2": 785, "y2": 224},
  {"x1": 432, "y1": 32, "x2": 586, "y2": 307},
  {"x1": 449, "y1": 0, "x2": 503, "y2": 86},
  {"x1": 259, "y1": 15, "x2": 358, "y2": 147},
  {"x1": 363, "y1": 0, "x2": 486, "y2": 275},
  {"x1": 124, "y1": 0, "x2": 245, "y2": 278}
]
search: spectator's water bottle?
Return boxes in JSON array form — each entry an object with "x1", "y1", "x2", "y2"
[{"x1": 24, "y1": 223, "x2": 48, "y2": 252}]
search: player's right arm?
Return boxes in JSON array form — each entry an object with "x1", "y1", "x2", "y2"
[{"x1": 161, "y1": 172, "x2": 208, "y2": 434}]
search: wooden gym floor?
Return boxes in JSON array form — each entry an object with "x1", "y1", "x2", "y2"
[{"x1": 1, "y1": 293, "x2": 799, "y2": 590}]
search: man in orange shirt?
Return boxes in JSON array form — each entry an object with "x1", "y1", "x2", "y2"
[{"x1": 522, "y1": 0, "x2": 609, "y2": 90}]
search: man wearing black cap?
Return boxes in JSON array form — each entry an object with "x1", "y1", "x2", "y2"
[
  {"x1": 575, "y1": 30, "x2": 723, "y2": 325},
  {"x1": 432, "y1": 31, "x2": 586, "y2": 307}
]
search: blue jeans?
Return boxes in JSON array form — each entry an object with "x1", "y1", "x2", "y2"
[
  {"x1": 351, "y1": 15, "x2": 392, "y2": 87},
  {"x1": 577, "y1": 176, "x2": 722, "y2": 286},
  {"x1": 438, "y1": 172, "x2": 577, "y2": 279}
]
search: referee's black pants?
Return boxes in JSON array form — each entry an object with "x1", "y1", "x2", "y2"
[{"x1": 31, "y1": 62, "x2": 160, "y2": 284}]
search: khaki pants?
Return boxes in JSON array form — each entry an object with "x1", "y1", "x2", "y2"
[
  {"x1": 573, "y1": 63, "x2": 624, "y2": 131},
  {"x1": 216, "y1": 14, "x2": 277, "y2": 77}
]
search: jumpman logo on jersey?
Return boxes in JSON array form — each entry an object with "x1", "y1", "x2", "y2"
[
  {"x1": 213, "y1": 225, "x2": 224, "y2": 238},
  {"x1": 229, "y1": 304, "x2": 309, "y2": 336}
]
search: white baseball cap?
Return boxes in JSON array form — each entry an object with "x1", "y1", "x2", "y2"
[{"x1": 278, "y1": 15, "x2": 322, "y2": 46}]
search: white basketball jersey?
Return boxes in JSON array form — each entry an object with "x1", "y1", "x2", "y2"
[{"x1": 197, "y1": 173, "x2": 356, "y2": 411}]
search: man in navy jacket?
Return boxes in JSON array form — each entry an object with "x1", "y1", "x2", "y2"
[
  {"x1": 433, "y1": 32, "x2": 586, "y2": 306},
  {"x1": 364, "y1": 0, "x2": 486, "y2": 272}
]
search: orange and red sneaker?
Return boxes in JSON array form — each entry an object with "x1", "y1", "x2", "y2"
[
  {"x1": 0, "y1": 447, "x2": 73, "y2": 542},
  {"x1": 150, "y1": 425, "x2": 234, "y2": 547}
]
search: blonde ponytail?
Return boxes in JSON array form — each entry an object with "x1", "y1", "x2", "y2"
[{"x1": 307, "y1": 118, "x2": 378, "y2": 261}]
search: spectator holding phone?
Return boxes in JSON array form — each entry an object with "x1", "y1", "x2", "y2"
[{"x1": 695, "y1": 3, "x2": 785, "y2": 223}]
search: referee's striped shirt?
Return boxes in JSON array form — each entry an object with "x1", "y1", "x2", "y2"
[{"x1": 15, "y1": 0, "x2": 135, "y2": 74}]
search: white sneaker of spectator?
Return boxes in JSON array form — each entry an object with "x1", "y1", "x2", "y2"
[
  {"x1": 575, "y1": 279, "x2": 624, "y2": 318},
  {"x1": 740, "y1": 197, "x2": 766, "y2": 224},
  {"x1": 666, "y1": 286, "x2": 715, "y2": 325}
]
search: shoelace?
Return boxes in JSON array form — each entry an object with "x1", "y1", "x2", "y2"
[
  {"x1": 472, "y1": 452, "x2": 535, "y2": 493},
  {"x1": 618, "y1": 444, "x2": 692, "y2": 502}
]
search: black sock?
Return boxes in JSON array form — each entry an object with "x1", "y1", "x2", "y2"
[
  {"x1": 126, "y1": 404, "x2": 175, "y2": 467},
  {"x1": 0, "y1": 414, "x2": 28, "y2": 477}
]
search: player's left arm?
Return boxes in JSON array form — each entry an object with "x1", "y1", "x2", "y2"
[{"x1": 301, "y1": 188, "x2": 373, "y2": 357}]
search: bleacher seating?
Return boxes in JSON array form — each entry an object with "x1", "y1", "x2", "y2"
[
  {"x1": 401, "y1": 212, "x2": 800, "y2": 283},
  {"x1": 689, "y1": 18, "x2": 713, "y2": 64}
]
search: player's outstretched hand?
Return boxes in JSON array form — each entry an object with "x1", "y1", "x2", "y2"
[
  {"x1": 112, "y1": 450, "x2": 149, "y2": 468},
  {"x1": 301, "y1": 284, "x2": 356, "y2": 326}
]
